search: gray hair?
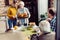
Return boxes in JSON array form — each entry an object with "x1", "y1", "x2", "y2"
[
  {"x1": 19, "y1": 1, "x2": 25, "y2": 6},
  {"x1": 39, "y1": 20, "x2": 51, "y2": 32}
]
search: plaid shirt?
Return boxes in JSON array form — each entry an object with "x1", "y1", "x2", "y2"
[{"x1": 50, "y1": 16, "x2": 56, "y2": 32}]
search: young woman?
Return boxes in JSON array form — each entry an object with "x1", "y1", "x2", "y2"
[{"x1": 6, "y1": 3, "x2": 17, "y2": 32}]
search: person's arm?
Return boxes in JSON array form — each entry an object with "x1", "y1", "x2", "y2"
[
  {"x1": 26, "y1": 8, "x2": 31, "y2": 18},
  {"x1": 7, "y1": 8, "x2": 13, "y2": 18},
  {"x1": 51, "y1": 17, "x2": 56, "y2": 32},
  {"x1": 39, "y1": 22, "x2": 44, "y2": 32},
  {"x1": 17, "y1": 9, "x2": 21, "y2": 18}
]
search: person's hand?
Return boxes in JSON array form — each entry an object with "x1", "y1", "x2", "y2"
[
  {"x1": 13, "y1": 16, "x2": 16, "y2": 18},
  {"x1": 38, "y1": 32, "x2": 43, "y2": 36},
  {"x1": 46, "y1": 18, "x2": 51, "y2": 21}
]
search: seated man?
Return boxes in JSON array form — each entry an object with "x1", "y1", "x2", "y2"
[{"x1": 47, "y1": 9, "x2": 56, "y2": 32}]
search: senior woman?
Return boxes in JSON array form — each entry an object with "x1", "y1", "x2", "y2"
[{"x1": 17, "y1": 1, "x2": 31, "y2": 26}]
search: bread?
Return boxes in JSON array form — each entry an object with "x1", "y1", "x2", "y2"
[
  {"x1": 18, "y1": 13, "x2": 28, "y2": 18},
  {"x1": 23, "y1": 13, "x2": 28, "y2": 18}
]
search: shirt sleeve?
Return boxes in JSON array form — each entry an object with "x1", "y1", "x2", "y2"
[
  {"x1": 7, "y1": 8, "x2": 13, "y2": 18},
  {"x1": 16, "y1": 9, "x2": 20, "y2": 17},
  {"x1": 25, "y1": 8, "x2": 31, "y2": 18},
  {"x1": 50, "y1": 17, "x2": 56, "y2": 32}
]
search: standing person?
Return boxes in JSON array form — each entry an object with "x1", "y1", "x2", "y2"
[
  {"x1": 47, "y1": 9, "x2": 56, "y2": 32},
  {"x1": 6, "y1": 3, "x2": 17, "y2": 32},
  {"x1": 17, "y1": 1, "x2": 30, "y2": 26}
]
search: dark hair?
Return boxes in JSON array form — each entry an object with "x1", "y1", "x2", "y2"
[{"x1": 48, "y1": 9, "x2": 56, "y2": 16}]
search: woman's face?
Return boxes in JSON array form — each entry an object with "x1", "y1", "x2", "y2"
[
  {"x1": 19, "y1": 4, "x2": 24, "y2": 8},
  {"x1": 11, "y1": 4, "x2": 15, "y2": 7}
]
